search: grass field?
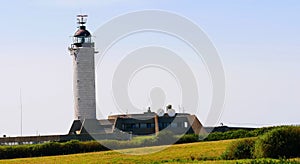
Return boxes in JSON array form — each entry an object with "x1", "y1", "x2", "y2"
[{"x1": 0, "y1": 139, "x2": 299, "y2": 164}]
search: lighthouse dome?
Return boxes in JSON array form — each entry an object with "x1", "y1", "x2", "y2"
[{"x1": 74, "y1": 26, "x2": 91, "y2": 37}]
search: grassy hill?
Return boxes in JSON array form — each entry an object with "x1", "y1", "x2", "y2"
[{"x1": 1, "y1": 138, "x2": 299, "y2": 164}]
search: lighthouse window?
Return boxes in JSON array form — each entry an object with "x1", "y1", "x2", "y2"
[
  {"x1": 85, "y1": 37, "x2": 91, "y2": 43},
  {"x1": 74, "y1": 37, "x2": 84, "y2": 44},
  {"x1": 80, "y1": 38, "x2": 84, "y2": 43}
]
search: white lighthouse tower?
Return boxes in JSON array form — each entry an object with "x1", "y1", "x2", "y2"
[{"x1": 69, "y1": 15, "x2": 97, "y2": 121}]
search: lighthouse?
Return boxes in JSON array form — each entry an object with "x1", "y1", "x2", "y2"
[{"x1": 69, "y1": 15, "x2": 97, "y2": 121}]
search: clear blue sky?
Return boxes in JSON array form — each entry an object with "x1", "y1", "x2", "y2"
[{"x1": 0, "y1": 0, "x2": 299, "y2": 136}]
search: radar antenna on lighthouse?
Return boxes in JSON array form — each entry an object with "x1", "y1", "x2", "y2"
[{"x1": 76, "y1": 15, "x2": 88, "y2": 26}]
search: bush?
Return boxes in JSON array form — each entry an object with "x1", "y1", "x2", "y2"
[
  {"x1": 39, "y1": 142, "x2": 62, "y2": 156},
  {"x1": 176, "y1": 134, "x2": 199, "y2": 144},
  {"x1": 249, "y1": 126, "x2": 274, "y2": 137},
  {"x1": 254, "y1": 126, "x2": 300, "y2": 158},
  {"x1": 61, "y1": 140, "x2": 81, "y2": 154},
  {"x1": 205, "y1": 129, "x2": 253, "y2": 141},
  {"x1": 221, "y1": 138, "x2": 256, "y2": 160},
  {"x1": 79, "y1": 141, "x2": 108, "y2": 152}
]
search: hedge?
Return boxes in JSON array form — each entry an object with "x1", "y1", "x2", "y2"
[
  {"x1": 221, "y1": 126, "x2": 300, "y2": 160},
  {"x1": 0, "y1": 140, "x2": 108, "y2": 159},
  {"x1": 254, "y1": 126, "x2": 300, "y2": 158}
]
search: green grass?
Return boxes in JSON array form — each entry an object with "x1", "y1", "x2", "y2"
[{"x1": 0, "y1": 139, "x2": 299, "y2": 164}]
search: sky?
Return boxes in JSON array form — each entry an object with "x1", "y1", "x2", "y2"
[{"x1": 0, "y1": 0, "x2": 299, "y2": 136}]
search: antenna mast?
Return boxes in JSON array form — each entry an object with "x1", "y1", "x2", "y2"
[
  {"x1": 76, "y1": 14, "x2": 88, "y2": 26},
  {"x1": 20, "y1": 89, "x2": 23, "y2": 136}
]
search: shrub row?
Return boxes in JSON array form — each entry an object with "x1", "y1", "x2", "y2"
[
  {"x1": 221, "y1": 126, "x2": 300, "y2": 159},
  {"x1": 0, "y1": 131, "x2": 195, "y2": 159},
  {"x1": 205, "y1": 127, "x2": 275, "y2": 141},
  {"x1": 0, "y1": 140, "x2": 108, "y2": 159},
  {"x1": 176, "y1": 134, "x2": 199, "y2": 144}
]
